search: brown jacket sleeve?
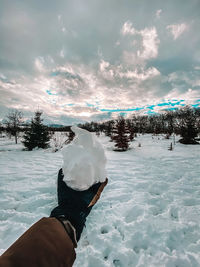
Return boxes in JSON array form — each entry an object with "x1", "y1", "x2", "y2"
[{"x1": 0, "y1": 217, "x2": 76, "y2": 267}]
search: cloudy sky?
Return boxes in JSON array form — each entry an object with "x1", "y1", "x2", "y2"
[{"x1": 0, "y1": 0, "x2": 200, "y2": 124}]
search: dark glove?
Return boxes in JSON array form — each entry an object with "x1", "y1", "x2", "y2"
[{"x1": 50, "y1": 169, "x2": 108, "y2": 241}]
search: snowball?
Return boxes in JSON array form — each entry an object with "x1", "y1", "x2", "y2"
[{"x1": 62, "y1": 126, "x2": 107, "y2": 191}]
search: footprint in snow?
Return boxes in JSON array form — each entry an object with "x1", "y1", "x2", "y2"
[
  {"x1": 113, "y1": 259, "x2": 122, "y2": 267},
  {"x1": 101, "y1": 226, "x2": 109, "y2": 234},
  {"x1": 125, "y1": 205, "x2": 143, "y2": 223},
  {"x1": 170, "y1": 207, "x2": 179, "y2": 220}
]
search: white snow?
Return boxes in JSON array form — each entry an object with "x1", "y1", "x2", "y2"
[
  {"x1": 62, "y1": 126, "x2": 107, "y2": 190},
  {"x1": 0, "y1": 134, "x2": 200, "y2": 266}
]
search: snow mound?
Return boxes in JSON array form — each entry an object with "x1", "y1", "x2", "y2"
[{"x1": 62, "y1": 126, "x2": 107, "y2": 190}]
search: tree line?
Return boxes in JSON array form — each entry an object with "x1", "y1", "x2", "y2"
[
  {"x1": 78, "y1": 106, "x2": 200, "y2": 150},
  {"x1": 0, "y1": 105, "x2": 199, "y2": 151}
]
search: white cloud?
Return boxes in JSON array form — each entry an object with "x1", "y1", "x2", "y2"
[
  {"x1": 62, "y1": 27, "x2": 66, "y2": 33},
  {"x1": 156, "y1": 9, "x2": 162, "y2": 19},
  {"x1": 121, "y1": 21, "x2": 136, "y2": 35},
  {"x1": 98, "y1": 57, "x2": 161, "y2": 99},
  {"x1": 166, "y1": 23, "x2": 189, "y2": 40},
  {"x1": 165, "y1": 87, "x2": 199, "y2": 103},
  {"x1": 122, "y1": 26, "x2": 160, "y2": 65},
  {"x1": 99, "y1": 60, "x2": 114, "y2": 80},
  {"x1": 97, "y1": 46, "x2": 103, "y2": 57},
  {"x1": 99, "y1": 60, "x2": 110, "y2": 72},
  {"x1": 167, "y1": 70, "x2": 200, "y2": 87},
  {"x1": 0, "y1": 76, "x2": 50, "y2": 114},
  {"x1": 34, "y1": 57, "x2": 45, "y2": 72},
  {"x1": 139, "y1": 27, "x2": 160, "y2": 60},
  {"x1": 46, "y1": 55, "x2": 54, "y2": 64},
  {"x1": 59, "y1": 49, "x2": 65, "y2": 58},
  {"x1": 118, "y1": 67, "x2": 160, "y2": 81},
  {"x1": 0, "y1": 73, "x2": 6, "y2": 80}
]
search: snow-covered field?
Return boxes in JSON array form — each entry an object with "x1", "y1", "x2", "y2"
[{"x1": 0, "y1": 134, "x2": 200, "y2": 266}]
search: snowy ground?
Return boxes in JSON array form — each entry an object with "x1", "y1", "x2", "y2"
[{"x1": 0, "y1": 134, "x2": 200, "y2": 266}]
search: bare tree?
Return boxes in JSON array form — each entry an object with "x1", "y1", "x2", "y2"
[
  {"x1": 5, "y1": 110, "x2": 23, "y2": 144},
  {"x1": 66, "y1": 129, "x2": 75, "y2": 144}
]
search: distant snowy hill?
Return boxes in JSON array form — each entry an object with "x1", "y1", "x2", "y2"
[{"x1": 48, "y1": 124, "x2": 65, "y2": 128}]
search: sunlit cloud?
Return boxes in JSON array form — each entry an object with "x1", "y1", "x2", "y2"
[
  {"x1": 166, "y1": 23, "x2": 189, "y2": 40},
  {"x1": 121, "y1": 21, "x2": 136, "y2": 36},
  {"x1": 118, "y1": 67, "x2": 160, "y2": 81},
  {"x1": 139, "y1": 27, "x2": 160, "y2": 60},
  {"x1": 121, "y1": 23, "x2": 160, "y2": 65}
]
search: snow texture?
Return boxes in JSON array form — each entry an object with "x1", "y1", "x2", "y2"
[
  {"x1": 62, "y1": 126, "x2": 107, "y2": 190},
  {"x1": 0, "y1": 134, "x2": 200, "y2": 266}
]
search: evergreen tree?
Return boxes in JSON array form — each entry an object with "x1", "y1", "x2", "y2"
[
  {"x1": 165, "y1": 111, "x2": 175, "y2": 136},
  {"x1": 104, "y1": 120, "x2": 114, "y2": 137},
  {"x1": 177, "y1": 106, "x2": 198, "y2": 144},
  {"x1": 22, "y1": 111, "x2": 50, "y2": 150},
  {"x1": 111, "y1": 116, "x2": 130, "y2": 151}
]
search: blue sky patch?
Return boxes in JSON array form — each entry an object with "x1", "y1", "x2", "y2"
[
  {"x1": 191, "y1": 104, "x2": 200, "y2": 108},
  {"x1": 46, "y1": 89, "x2": 57, "y2": 96},
  {"x1": 100, "y1": 107, "x2": 144, "y2": 112},
  {"x1": 86, "y1": 102, "x2": 95, "y2": 107}
]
